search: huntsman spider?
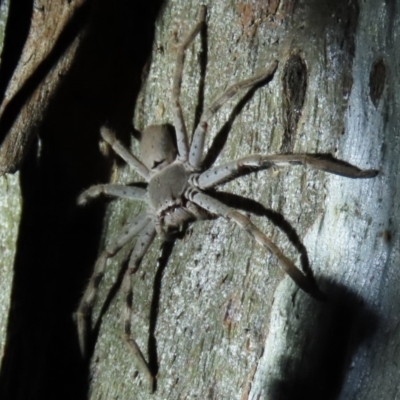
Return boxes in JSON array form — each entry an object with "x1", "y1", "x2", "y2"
[{"x1": 76, "y1": 6, "x2": 378, "y2": 389}]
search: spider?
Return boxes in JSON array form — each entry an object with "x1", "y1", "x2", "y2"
[{"x1": 76, "y1": 6, "x2": 378, "y2": 390}]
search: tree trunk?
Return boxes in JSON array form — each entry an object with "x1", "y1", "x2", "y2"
[{"x1": 0, "y1": 0, "x2": 398, "y2": 399}]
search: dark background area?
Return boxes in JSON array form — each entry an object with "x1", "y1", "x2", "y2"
[{"x1": 0, "y1": 1, "x2": 165, "y2": 399}]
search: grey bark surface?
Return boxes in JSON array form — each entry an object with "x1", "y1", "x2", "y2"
[
  {"x1": 86, "y1": 1, "x2": 396, "y2": 399},
  {"x1": 0, "y1": 0, "x2": 398, "y2": 399},
  {"x1": 0, "y1": 0, "x2": 88, "y2": 174}
]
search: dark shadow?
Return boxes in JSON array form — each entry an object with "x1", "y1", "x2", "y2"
[
  {"x1": 90, "y1": 229, "x2": 181, "y2": 393},
  {"x1": 90, "y1": 246, "x2": 134, "y2": 358},
  {"x1": 148, "y1": 239, "x2": 177, "y2": 392},
  {"x1": 210, "y1": 190, "x2": 312, "y2": 278},
  {"x1": 0, "y1": 1, "x2": 166, "y2": 399},
  {"x1": 193, "y1": 12, "x2": 208, "y2": 130},
  {"x1": 268, "y1": 278, "x2": 379, "y2": 400}
]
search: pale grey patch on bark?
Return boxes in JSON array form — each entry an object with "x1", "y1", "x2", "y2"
[{"x1": 0, "y1": 173, "x2": 21, "y2": 364}]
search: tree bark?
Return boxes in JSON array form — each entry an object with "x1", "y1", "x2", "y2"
[{"x1": 0, "y1": 0, "x2": 398, "y2": 399}]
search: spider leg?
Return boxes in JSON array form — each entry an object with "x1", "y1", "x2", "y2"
[
  {"x1": 76, "y1": 212, "x2": 151, "y2": 356},
  {"x1": 186, "y1": 188, "x2": 324, "y2": 299},
  {"x1": 172, "y1": 6, "x2": 206, "y2": 161},
  {"x1": 100, "y1": 126, "x2": 150, "y2": 181},
  {"x1": 77, "y1": 184, "x2": 147, "y2": 205},
  {"x1": 189, "y1": 60, "x2": 278, "y2": 168},
  {"x1": 194, "y1": 153, "x2": 379, "y2": 189},
  {"x1": 121, "y1": 221, "x2": 156, "y2": 391}
]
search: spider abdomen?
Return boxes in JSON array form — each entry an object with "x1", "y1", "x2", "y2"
[{"x1": 148, "y1": 162, "x2": 189, "y2": 214}]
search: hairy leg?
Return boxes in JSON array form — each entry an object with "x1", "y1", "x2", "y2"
[
  {"x1": 189, "y1": 60, "x2": 278, "y2": 168},
  {"x1": 193, "y1": 153, "x2": 378, "y2": 189},
  {"x1": 172, "y1": 6, "x2": 206, "y2": 161},
  {"x1": 76, "y1": 212, "x2": 151, "y2": 356},
  {"x1": 100, "y1": 126, "x2": 150, "y2": 181},
  {"x1": 121, "y1": 222, "x2": 156, "y2": 391},
  {"x1": 186, "y1": 188, "x2": 324, "y2": 299},
  {"x1": 78, "y1": 184, "x2": 147, "y2": 205}
]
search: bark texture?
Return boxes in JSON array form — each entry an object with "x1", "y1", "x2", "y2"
[
  {"x1": 0, "y1": 0, "x2": 398, "y2": 399},
  {"x1": 0, "y1": 0, "x2": 89, "y2": 174}
]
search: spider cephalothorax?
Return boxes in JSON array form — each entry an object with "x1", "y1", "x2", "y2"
[{"x1": 76, "y1": 6, "x2": 378, "y2": 390}]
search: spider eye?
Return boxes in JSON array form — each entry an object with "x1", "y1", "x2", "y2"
[{"x1": 152, "y1": 159, "x2": 165, "y2": 169}]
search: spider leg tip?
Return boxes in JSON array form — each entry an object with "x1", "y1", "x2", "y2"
[
  {"x1": 77, "y1": 337, "x2": 87, "y2": 359},
  {"x1": 77, "y1": 195, "x2": 87, "y2": 206},
  {"x1": 100, "y1": 126, "x2": 116, "y2": 144},
  {"x1": 363, "y1": 169, "x2": 379, "y2": 178}
]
